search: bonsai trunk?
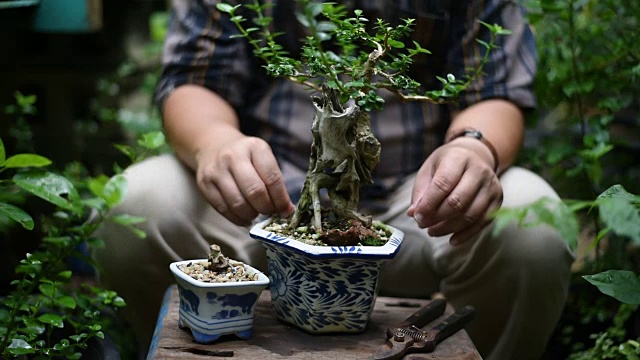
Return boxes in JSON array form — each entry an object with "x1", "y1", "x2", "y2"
[{"x1": 290, "y1": 85, "x2": 381, "y2": 234}]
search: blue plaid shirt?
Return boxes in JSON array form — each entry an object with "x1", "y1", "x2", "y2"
[{"x1": 156, "y1": 0, "x2": 537, "y2": 202}]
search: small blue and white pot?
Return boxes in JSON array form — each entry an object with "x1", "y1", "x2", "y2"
[
  {"x1": 169, "y1": 259, "x2": 269, "y2": 344},
  {"x1": 250, "y1": 219, "x2": 404, "y2": 334}
]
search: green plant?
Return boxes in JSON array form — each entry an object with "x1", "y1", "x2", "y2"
[
  {"x1": 493, "y1": 185, "x2": 640, "y2": 357},
  {"x1": 524, "y1": 0, "x2": 639, "y2": 198},
  {"x1": 498, "y1": 1, "x2": 640, "y2": 356},
  {"x1": 0, "y1": 93, "x2": 155, "y2": 358},
  {"x1": 85, "y1": 9, "x2": 169, "y2": 172},
  {"x1": 568, "y1": 304, "x2": 640, "y2": 360},
  {"x1": 0, "y1": 137, "x2": 125, "y2": 358},
  {"x1": 3, "y1": 91, "x2": 36, "y2": 154},
  {"x1": 217, "y1": 0, "x2": 508, "y2": 242}
]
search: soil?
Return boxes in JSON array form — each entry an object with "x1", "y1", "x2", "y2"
[
  {"x1": 177, "y1": 245, "x2": 259, "y2": 283},
  {"x1": 264, "y1": 217, "x2": 391, "y2": 247}
]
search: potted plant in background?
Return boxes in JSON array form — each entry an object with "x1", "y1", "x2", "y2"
[{"x1": 217, "y1": 0, "x2": 508, "y2": 334}]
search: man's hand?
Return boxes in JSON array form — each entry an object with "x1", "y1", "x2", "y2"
[
  {"x1": 195, "y1": 136, "x2": 295, "y2": 226},
  {"x1": 407, "y1": 138, "x2": 503, "y2": 246},
  {"x1": 162, "y1": 85, "x2": 295, "y2": 227}
]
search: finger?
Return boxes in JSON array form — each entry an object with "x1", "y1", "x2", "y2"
[
  {"x1": 421, "y1": 170, "x2": 484, "y2": 227},
  {"x1": 198, "y1": 179, "x2": 254, "y2": 226},
  {"x1": 217, "y1": 173, "x2": 260, "y2": 223},
  {"x1": 231, "y1": 161, "x2": 277, "y2": 216},
  {"x1": 430, "y1": 189, "x2": 502, "y2": 241},
  {"x1": 427, "y1": 192, "x2": 491, "y2": 237},
  {"x1": 251, "y1": 150, "x2": 295, "y2": 218},
  {"x1": 448, "y1": 193, "x2": 502, "y2": 246},
  {"x1": 409, "y1": 165, "x2": 433, "y2": 214},
  {"x1": 413, "y1": 160, "x2": 465, "y2": 226}
]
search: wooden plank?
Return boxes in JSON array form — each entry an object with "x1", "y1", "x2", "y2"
[{"x1": 148, "y1": 285, "x2": 481, "y2": 360}]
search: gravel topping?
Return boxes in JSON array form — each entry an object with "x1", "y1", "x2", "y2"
[
  {"x1": 178, "y1": 259, "x2": 259, "y2": 283},
  {"x1": 264, "y1": 219, "x2": 391, "y2": 246}
]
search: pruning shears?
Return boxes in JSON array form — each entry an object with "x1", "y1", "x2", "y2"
[{"x1": 369, "y1": 298, "x2": 475, "y2": 360}]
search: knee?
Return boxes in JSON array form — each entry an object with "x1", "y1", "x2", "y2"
[
  {"x1": 497, "y1": 167, "x2": 575, "y2": 278},
  {"x1": 500, "y1": 167, "x2": 560, "y2": 208},
  {"x1": 111, "y1": 155, "x2": 194, "y2": 225},
  {"x1": 499, "y1": 222, "x2": 575, "y2": 284}
]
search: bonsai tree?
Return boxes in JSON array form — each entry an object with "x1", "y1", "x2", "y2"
[{"x1": 217, "y1": 0, "x2": 509, "y2": 245}]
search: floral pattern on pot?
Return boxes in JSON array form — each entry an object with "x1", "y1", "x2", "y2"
[{"x1": 250, "y1": 219, "x2": 404, "y2": 334}]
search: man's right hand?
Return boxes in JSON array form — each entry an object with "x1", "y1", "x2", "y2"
[
  {"x1": 162, "y1": 85, "x2": 295, "y2": 227},
  {"x1": 194, "y1": 136, "x2": 295, "y2": 226}
]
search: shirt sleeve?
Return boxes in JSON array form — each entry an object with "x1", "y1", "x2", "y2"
[
  {"x1": 154, "y1": 0, "x2": 256, "y2": 111},
  {"x1": 445, "y1": 0, "x2": 537, "y2": 111}
]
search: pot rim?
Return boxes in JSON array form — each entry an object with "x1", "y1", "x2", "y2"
[
  {"x1": 170, "y1": 259, "x2": 270, "y2": 288},
  {"x1": 250, "y1": 219, "x2": 404, "y2": 259}
]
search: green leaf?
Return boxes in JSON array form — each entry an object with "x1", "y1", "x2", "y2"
[
  {"x1": 70, "y1": 334, "x2": 88, "y2": 342},
  {"x1": 216, "y1": 3, "x2": 235, "y2": 14},
  {"x1": 103, "y1": 174, "x2": 128, "y2": 207},
  {"x1": 0, "y1": 202, "x2": 34, "y2": 230},
  {"x1": 0, "y1": 308, "x2": 10, "y2": 322},
  {"x1": 53, "y1": 339, "x2": 70, "y2": 351},
  {"x1": 111, "y1": 214, "x2": 145, "y2": 226},
  {"x1": 13, "y1": 171, "x2": 81, "y2": 214},
  {"x1": 584, "y1": 270, "x2": 640, "y2": 304},
  {"x1": 112, "y1": 296, "x2": 126, "y2": 307},
  {"x1": 114, "y1": 144, "x2": 135, "y2": 160},
  {"x1": 316, "y1": 21, "x2": 336, "y2": 33},
  {"x1": 491, "y1": 206, "x2": 527, "y2": 236},
  {"x1": 411, "y1": 41, "x2": 431, "y2": 54},
  {"x1": 0, "y1": 137, "x2": 5, "y2": 164},
  {"x1": 57, "y1": 296, "x2": 77, "y2": 309},
  {"x1": 137, "y1": 131, "x2": 165, "y2": 150},
  {"x1": 7, "y1": 338, "x2": 35, "y2": 355},
  {"x1": 42, "y1": 236, "x2": 73, "y2": 246},
  {"x1": 387, "y1": 39, "x2": 405, "y2": 48},
  {"x1": 477, "y1": 20, "x2": 495, "y2": 32},
  {"x1": 231, "y1": 15, "x2": 245, "y2": 23},
  {"x1": 38, "y1": 313, "x2": 64, "y2": 328},
  {"x1": 3, "y1": 154, "x2": 52, "y2": 168},
  {"x1": 86, "y1": 236, "x2": 105, "y2": 249},
  {"x1": 82, "y1": 197, "x2": 107, "y2": 211},
  {"x1": 88, "y1": 174, "x2": 128, "y2": 208},
  {"x1": 149, "y1": 12, "x2": 168, "y2": 42},
  {"x1": 21, "y1": 318, "x2": 45, "y2": 336},
  {"x1": 491, "y1": 197, "x2": 579, "y2": 250},
  {"x1": 57, "y1": 270, "x2": 73, "y2": 279},
  {"x1": 39, "y1": 283, "x2": 56, "y2": 298},
  {"x1": 597, "y1": 195, "x2": 640, "y2": 243},
  {"x1": 598, "y1": 184, "x2": 640, "y2": 203}
]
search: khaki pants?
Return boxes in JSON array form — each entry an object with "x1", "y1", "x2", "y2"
[{"x1": 94, "y1": 154, "x2": 574, "y2": 359}]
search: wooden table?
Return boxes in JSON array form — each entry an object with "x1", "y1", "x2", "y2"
[{"x1": 148, "y1": 285, "x2": 481, "y2": 360}]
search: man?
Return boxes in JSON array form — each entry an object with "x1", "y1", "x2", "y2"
[{"x1": 95, "y1": 0, "x2": 575, "y2": 358}]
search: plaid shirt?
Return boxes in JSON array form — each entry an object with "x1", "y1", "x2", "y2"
[{"x1": 156, "y1": 0, "x2": 537, "y2": 202}]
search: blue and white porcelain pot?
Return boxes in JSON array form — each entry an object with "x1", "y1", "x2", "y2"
[
  {"x1": 169, "y1": 259, "x2": 269, "y2": 344},
  {"x1": 250, "y1": 219, "x2": 404, "y2": 334}
]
